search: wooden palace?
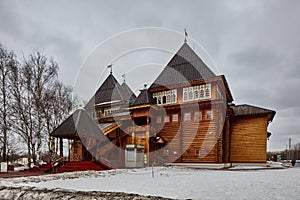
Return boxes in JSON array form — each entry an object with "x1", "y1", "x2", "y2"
[{"x1": 51, "y1": 42, "x2": 276, "y2": 169}]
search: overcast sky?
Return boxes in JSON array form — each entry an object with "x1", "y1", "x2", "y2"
[{"x1": 1, "y1": 0, "x2": 300, "y2": 151}]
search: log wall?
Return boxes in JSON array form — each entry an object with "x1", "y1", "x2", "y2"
[{"x1": 230, "y1": 115, "x2": 268, "y2": 162}]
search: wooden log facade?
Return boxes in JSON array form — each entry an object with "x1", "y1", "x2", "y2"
[{"x1": 51, "y1": 42, "x2": 276, "y2": 168}]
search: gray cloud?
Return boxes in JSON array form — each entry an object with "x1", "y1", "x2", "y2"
[{"x1": 1, "y1": 0, "x2": 300, "y2": 151}]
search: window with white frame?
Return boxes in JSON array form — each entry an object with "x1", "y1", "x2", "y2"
[
  {"x1": 166, "y1": 91, "x2": 171, "y2": 104},
  {"x1": 184, "y1": 113, "x2": 191, "y2": 121},
  {"x1": 171, "y1": 90, "x2": 177, "y2": 103},
  {"x1": 206, "y1": 110, "x2": 213, "y2": 120},
  {"x1": 172, "y1": 114, "x2": 178, "y2": 122},
  {"x1": 183, "y1": 88, "x2": 188, "y2": 102},
  {"x1": 194, "y1": 86, "x2": 199, "y2": 99},
  {"x1": 153, "y1": 89, "x2": 177, "y2": 105},
  {"x1": 205, "y1": 84, "x2": 211, "y2": 98},
  {"x1": 182, "y1": 84, "x2": 211, "y2": 102},
  {"x1": 158, "y1": 95, "x2": 162, "y2": 104},
  {"x1": 103, "y1": 106, "x2": 120, "y2": 116},
  {"x1": 164, "y1": 116, "x2": 170, "y2": 122},
  {"x1": 188, "y1": 87, "x2": 193, "y2": 101},
  {"x1": 200, "y1": 85, "x2": 205, "y2": 99},
  {"x1": 194, "y1": 111, "x2": 201, "y2": 121}
]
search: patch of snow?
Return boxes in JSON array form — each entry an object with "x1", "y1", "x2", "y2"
[{"x1": 1, "y1": 166, "x2": 299, "y2": 199}]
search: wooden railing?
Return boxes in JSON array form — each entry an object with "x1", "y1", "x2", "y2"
[{"x1": 46, "y1": 157, "x2": 65, "y2": 173}]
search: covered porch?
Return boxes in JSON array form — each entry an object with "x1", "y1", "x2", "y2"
[{"x1": 50, "y1": 108, "x2": 114, "y2": 169}]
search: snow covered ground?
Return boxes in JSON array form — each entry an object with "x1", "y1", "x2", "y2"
[{"x1": 1, "y1": 164, "x2": 299, "y2": 200}]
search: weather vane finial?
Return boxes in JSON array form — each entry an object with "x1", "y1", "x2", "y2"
[
  {"x1": 107, "y1": 64, "x2": 113, "y2": 74},
  {"x1": 184, "y1": 28, "x2": 188, "y2": 43}
]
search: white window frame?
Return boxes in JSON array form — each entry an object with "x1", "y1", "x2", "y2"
[
  {"x1": 194, "y1": 111, "x2": 201, "y2": 121},
  {"x1": 184, "y1": 113, "x2": 191, "y2": 121},
  {"x1": 200, "y1": 85, "x2": 205, "y2": 99},
  {"x1": 166, "y1": 91, "x2": 171, "y2": 104},
  {"x1": 183, "y1": 88, "x2": 188, "y2": 102},
  {"x1": 205, "y1": 84, "x2": 211, "y2": 98},
  {"x1": 188, "y1": 87, "x2": 193, "y2": 101},
  {"x1": 194, "y1": 86, "x2": 199, "y2": 100},
  {"x1": 164, "y1": 116, "x2": 170, "y2": 122},
  {"x1": 172, "y1": 114, "x2": 178, "y2": 122},
  {"x1": 206, "y1": 110, "x2": 213, "y2": 120},
  {"x1": 153, "y1": 89, "x2": 177, "y2": 105},
  {"x1": 171, "y1": 89, "x2": 177, "y2": 103}
]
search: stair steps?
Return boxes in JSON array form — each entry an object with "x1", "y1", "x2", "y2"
[{"x1": 52, "y1": 161, "x2": 106, "y2": 173}]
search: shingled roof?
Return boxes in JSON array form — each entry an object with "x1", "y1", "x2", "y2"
[
  {"x1": 230, "y1": 104, "x2": 276, "y2": 122},
  {"x1": 150, "y1": 43, "x2": 216, "y2": 89},
  {"x1": 131, "y1": 89, "x2": 155, "y2": 107},
  {"x1": 121, "y1": 81, "x2": 136, "y2": 101},
  {"x1": 94, "y1": 73, "x2": 129, "y2": 105},
  {"x1": 51, "y1": 108, "x2": 105, "y2": 139}
]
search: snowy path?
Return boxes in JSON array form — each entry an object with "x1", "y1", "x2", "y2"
[{"x1": 1, "y1": 167, "x2": 299, "y2": 200}]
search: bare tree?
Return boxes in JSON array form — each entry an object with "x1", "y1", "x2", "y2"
[
  {"x1": 293, "y1": 143, "x2": 300, "y2": 160},
  {"x1": 0, "y1": 44, "x2": 18, "y2": 162},
  {"x1": 43, "y1": 81, "x2": 75, "y2": 159},
  {"x1": 22, "y1": 52, "x2": 58, "y2": 164},
  {"x1": 10, "y1": 63, "x2": 36, "y2": 166},
  {"x1": 3, "y1": 46, "x2": 77, "y2": 166}
]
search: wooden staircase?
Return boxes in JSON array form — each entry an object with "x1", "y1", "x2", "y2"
[
  {"x1": 50, "y1": 161, "x2": 106, "y2": 173},
  {"x1": 20, "y1": 163, "x2": 52, "y2": 173},
  {"x1": 19, "y1": 160, "x2": 111, "y2": 174},
  {"x1": 34, "y1": 163, "x2": 53, "y2": 172}
]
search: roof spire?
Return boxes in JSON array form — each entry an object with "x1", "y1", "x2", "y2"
[
  {"x1": 184, "y1": 28, "x2": 188, "y2": 43},
  {"x1": 107, "y1": 64, "x2": 113, "y2": 74},
  {"x1": 144, "y1": 84, "x2": 147, "y2": 90},
  {"x1": 122, "y1": 73, "x2": 126, "y2": 83}
]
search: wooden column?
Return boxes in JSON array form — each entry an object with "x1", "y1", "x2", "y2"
[
  {"x1": 145, "y1": 115, "x2": 150, "y2": 167},
  {"x1": 60, "y1": 138, "x2": 63, "y2": 158}
]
